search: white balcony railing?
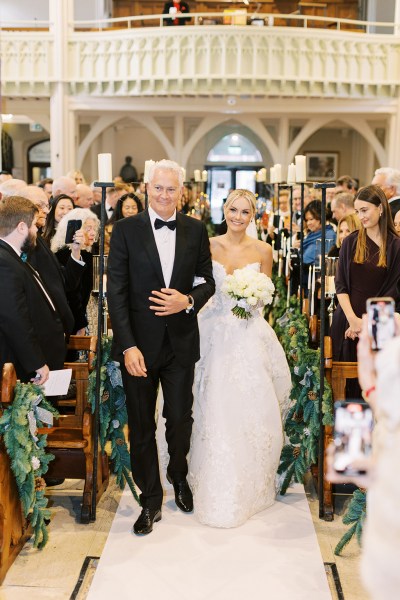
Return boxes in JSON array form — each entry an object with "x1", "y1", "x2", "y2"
[{"x1": 1, "y1": 14, "x2": 399, "y2": 98}]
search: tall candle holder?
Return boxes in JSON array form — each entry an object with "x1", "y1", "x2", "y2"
[
  {"x1": 325, "y1": 256, "x2": 338, "y2": 326},
  {"x1": 313, "y1": 180, "x2": 336, "y2": 520},
  {"x1": 91, "y1": 179, "x2": 114, "y2": 521}
]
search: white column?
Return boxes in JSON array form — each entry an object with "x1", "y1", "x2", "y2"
[
  {"x1": 395, "y1": 0, "x2": 400, "y2": 35},
  {"x1": 387, "y1": 102, "x2": 400, "y2": 169},
  {"x1": 174, "y1": 115, "x2": 184, "y2": 165},
  {"x1": 49, "y1": 0, "x2": 76, "y2": 177},
  {"x1": 278, "y1": 116, "x2": 290, "y2": 172}
]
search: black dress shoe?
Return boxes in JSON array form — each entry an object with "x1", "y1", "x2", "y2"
[
  {"x1": 133, "y1": 508, "x2": 162, "y2": 535},
  {"x1": 167, "y1": 473, "x2": 193, "y2": 513}
]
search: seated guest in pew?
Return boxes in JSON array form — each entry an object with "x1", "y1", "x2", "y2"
[
  {"x1": 328, "y1": 213, "x2": 361, "y2": 258},
  {"x1": 51, "y1": 208, "x2": 100, "y2": 335},
  {"x1": 0, "y1": 197, "x2": 66, "y2": 384},
  {"x1": 104, "y1": 192, "x2": 143, "y2": 253}
]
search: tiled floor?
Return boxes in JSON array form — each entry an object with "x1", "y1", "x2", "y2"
[{"x1": 0, "y1": 476, "x2": 369, "y2": 600}]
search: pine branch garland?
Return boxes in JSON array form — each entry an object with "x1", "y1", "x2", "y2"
[
  {"x1": 0, "y1": 382, "x2": 58, "y2": 549},
  {"x1": 87, "y1": 336, "x2": 140, "y2": 505},
  {"x1": 334, "y1": 489, "x2": 366, "y2": 555}
]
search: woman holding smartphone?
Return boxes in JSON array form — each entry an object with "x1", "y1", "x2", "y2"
[{"x1": 331, "y1": 185, "x2": 400, "y2": 365}]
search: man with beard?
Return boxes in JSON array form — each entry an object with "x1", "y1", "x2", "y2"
[{"x1": 0, "y1": 197, "x2": 66, "y2": 383}]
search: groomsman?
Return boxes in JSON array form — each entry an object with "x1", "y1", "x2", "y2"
[{"x1": 0, "y1": 197, "x2": 66, "y2": 384}]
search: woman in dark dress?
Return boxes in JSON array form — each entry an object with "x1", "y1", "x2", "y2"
[{"x1": 332, "y1": 185, "x2": 400, "y2": 365}]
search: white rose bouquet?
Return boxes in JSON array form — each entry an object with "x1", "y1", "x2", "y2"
[{"x1": 221, "y1": 269, "x2": 275, "y2": 320}]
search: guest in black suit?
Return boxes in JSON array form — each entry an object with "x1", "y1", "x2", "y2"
[
  {"x1": 20, "y1": 186, "x2": 85, "y2": 337},
  {"x1": 162, "y1": 0, "x2": 191, "y2": 25},
  {"x1": 90, "y1": 183, "x2": 131, "y2": 223},
  {"x1": 372, "y1": 167, "x2": 400, "y2": 221},
  {"x1": 108, "y1": 159, "x2": 215, "y2": 535},
  {"x1": 0, "y1": 197, "x2": 66, "y2": 384}
]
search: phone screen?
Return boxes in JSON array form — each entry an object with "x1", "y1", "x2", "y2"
[
  {"x1": 333, "y1": 401, "x2": 373, "y2": 476},
  {"x1": 65, "y1": 219, "x2": 82, "y2": 244},
  {"x1": 366, "y1": 297, "x2": 395, "y2": 351}
]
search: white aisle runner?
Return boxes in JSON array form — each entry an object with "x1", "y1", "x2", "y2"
[{"x1": 87, "y1": 484, "x2": 331, "y2": 600}]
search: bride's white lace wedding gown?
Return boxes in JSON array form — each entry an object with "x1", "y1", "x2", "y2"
[{"x1": 188, "y1": 261, "x2": 291, "y2": 528}]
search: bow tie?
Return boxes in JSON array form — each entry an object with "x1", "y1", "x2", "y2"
[{"x1": 154, "y1": 218, "x2": 176, "y2": 231}]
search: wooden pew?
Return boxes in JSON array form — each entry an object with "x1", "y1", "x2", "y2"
[
  {"x1": 38, "y1": 336, "x2": 109, "y2": 523},
  {"x1": 322, "y1": 336, "x2": 358, "y2": 520},
  {"x1": 0, "y1": 364, "x2": 31, "y2": 585}
]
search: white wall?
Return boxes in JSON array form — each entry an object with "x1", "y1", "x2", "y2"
[{"x1": 0, "y1": 0, "x2": 107, "y2": 22}]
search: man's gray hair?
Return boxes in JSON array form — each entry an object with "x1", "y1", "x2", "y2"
[
  {"x1": 0, "y1": 178, "x2": 27, "y2": 198},
  {"x1": 148, "y1": 160, "x2": 184, "y2": 187},
  {"x1": 374, "y1": 167, "x2": 400, "y2": 194}
]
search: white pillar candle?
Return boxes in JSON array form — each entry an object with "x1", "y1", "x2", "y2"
[
  {"x1": 144, "y1": 159, "x2": 155, "y2": 183},
  {"x1": 270, "y1": 166, "x2": 276, "y2": 184},
  {"x1": 194, "y1": 169, "x2": 201, "y2": 182},
  {"x1": 286, "y1": 280, "x2": 290, "y2": 307},
  {"x1": 307, "y1": 265, "x2": 312, "y2": 292},
  {"x1": 295, "y1": 155, "x2": 306, "y2": 183},
  {"x1": 310, "y1": 265, "x2": 316, "y2": 316},
  {"x1": 278, "y1": 257, "x2": 283, "y2": 277},
  {"x1": 202, "y1": 169, "x2": 208, "y2": 182},
  {"x1": 287, "y1": 163, "x2": 296, "y2": 184},
  {"x1": 274, "y1": 164, "x2": 282, "y2": 183},
  {"x1": 98, "y1": 153, "x2": 112, "y2": 182},
  {"x1": 285, "y1": 252, "x2": 290, "y2": 277},
  {"x1": 281, "y1": 232, "x2": 285, "y2": 256},
  {"x1": 259, "y1": 167, "x2": 267, "y2": 182},
  {"x1": 103, "y1": 274, "x2": 107, "y2": 295}
]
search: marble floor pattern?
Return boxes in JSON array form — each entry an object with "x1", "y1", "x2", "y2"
[{"x1": 0, "y1": 476, "x2": 369, "y2": 600}]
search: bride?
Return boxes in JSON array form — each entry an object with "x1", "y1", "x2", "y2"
[{"x1": 188, "y1": 189, "x2": 291, "y2": 528}]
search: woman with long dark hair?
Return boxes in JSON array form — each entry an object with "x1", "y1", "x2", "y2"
[
  {"x1": 104, "y1": 193, "x2": 143, "y2": 253},
  {"x1": 332, "y1": 184, "x2": 400, "y2": 363},
  {"x1": 42, "y1": 194, "x2": 74, "y2": 247}
]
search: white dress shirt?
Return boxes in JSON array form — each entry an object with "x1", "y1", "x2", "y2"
[{"x1": 149, "y1": 206, "x2": 176, "y2": 288}]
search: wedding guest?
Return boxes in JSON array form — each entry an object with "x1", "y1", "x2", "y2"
[
  {"x1": 90, "y1": 182, "x2": 102, "y2": 205},
  {"x1": 327, "y1": 315, "x2": 400, "y2": 600},
  {"x1": 51, "y1": 208, "x2": 100, "y2": 334},
  {"x1": 42, "y1": 194, "x2": 74, "y2": 247},
  {"x1": 0, "y1": 178, "x2": 27, "y2": 200},
  {"x1": 393, "y1": 209, "x2": 400, "y2": 234},
  {"x1": 162, "y1": 0, "x2": 191, "y2": 25},
  {"x1": 371, "y1": 167, "x2": 400, "y2": 220},
  {"x1": 300, "y1": 200, "x2": 336, "y2": 289},
  {"x1": 104, "y1": 193, "x2": 144, "y2": 253},
  {"x1": 37, "y1": 177, "x2": 53, "y2": 200},
  {"x1": 328, "y1": 213, "x2": 361, "y2": 258},
  {"x1": 331, "y1": 192, "x2": 355, "y2": 223},
  {"x1": 335, "y1": 174, "x2": 357, "y2": 196},
  {"x1": 52, "y1": 176, "x2": 77, "y2": 205},
  {"x1": 0, "y1": 197, "x2": 66, "y2": 383},
  {"x1": 66, "y1": 169, "x2": 86, "y2": 185},
  {"x1": 74, "y1": 184, "x2": 94, "y2": 208},
  {"x1": 331, "y1": 185, "x2": 400, "y2": 365},
  {"x1": 91, "y1": 182, "x2": 130, "y2": 223}
]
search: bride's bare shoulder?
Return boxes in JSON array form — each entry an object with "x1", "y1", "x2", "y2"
[{"x1": 210, "y1": 236, "x2": 226, "y2": 250}]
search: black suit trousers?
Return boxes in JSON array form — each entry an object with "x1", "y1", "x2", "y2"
[{"x1": 121, "y1": 330, "x2": 194, "y2": 510}]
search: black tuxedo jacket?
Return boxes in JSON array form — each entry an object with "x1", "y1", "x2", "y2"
[
  {"x1": 389, "y1": 197, "x2": 400, "y2": 221},
  {"x1": 28, "y1": 236, "x2": 84, "y2": 335},
  {"x1": 162, "y1": 1, "x2": 191, "y2": 25},
  {"x1": 107, "y1": 210, "x2": 215, "y2": 367},
  {"x1": 0, "y1": 241, "x2": 66, "y2": 381}
]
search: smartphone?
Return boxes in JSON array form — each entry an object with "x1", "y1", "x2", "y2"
[
  {"x1": 333, "y1": 401, "x2": 373, "y2": 476},
  {"x1": 65, "y1": 219, "x2": 82, "y2": 244},
  {"x1": 366, "y1": 296, "x2": 395, "y2": 351}
]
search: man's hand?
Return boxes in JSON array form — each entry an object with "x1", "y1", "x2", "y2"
[
  {"x1": 124, "y1": 347, "x2": 147, "y2": 377},
  {"x1": 31, "y1": 364, "x2": 50, "y2": 385},
  {"x1": 149, "y1": 288, "x2": 188, "y2": 316}
]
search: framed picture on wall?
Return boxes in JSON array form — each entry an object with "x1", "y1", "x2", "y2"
[{"x1": 305, "y1": 152, "x2": 339, "y2": 181}]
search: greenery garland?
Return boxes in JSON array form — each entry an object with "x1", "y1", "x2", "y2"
[
  {"x1": 0, "y1": 382, "x2": 58, "y2": 549},
  {"x1": 87, "y1": 336, "x2": 140, "y2": 505},
  {"x1": 334, "y1": 489, "x2": 366, "y2": 555},
  {"x1": 270, "y1": 276, "x2": 333, "y2": 494}
]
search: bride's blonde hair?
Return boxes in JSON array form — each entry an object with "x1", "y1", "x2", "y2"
[{"x1": 224, "y1": 189, "x2": 256, "y2": 219}]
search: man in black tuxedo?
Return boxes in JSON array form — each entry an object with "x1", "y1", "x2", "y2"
[
  {"x1": 0, "y1": 197, "x2": 66, "y2": 384},
  {"x1": 108, "y1": 160, "x2": 215, "y2": 535},
  {"x1": 372, "y1": 167, "x2": 400, "y2": 221},
  {"x1": 162, "y1": 0, "x2": 191, "y2": 25}
]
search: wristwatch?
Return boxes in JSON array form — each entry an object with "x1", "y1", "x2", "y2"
[{"x1": 185, "y1": 294, "x2": 195, "y2": 314}]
